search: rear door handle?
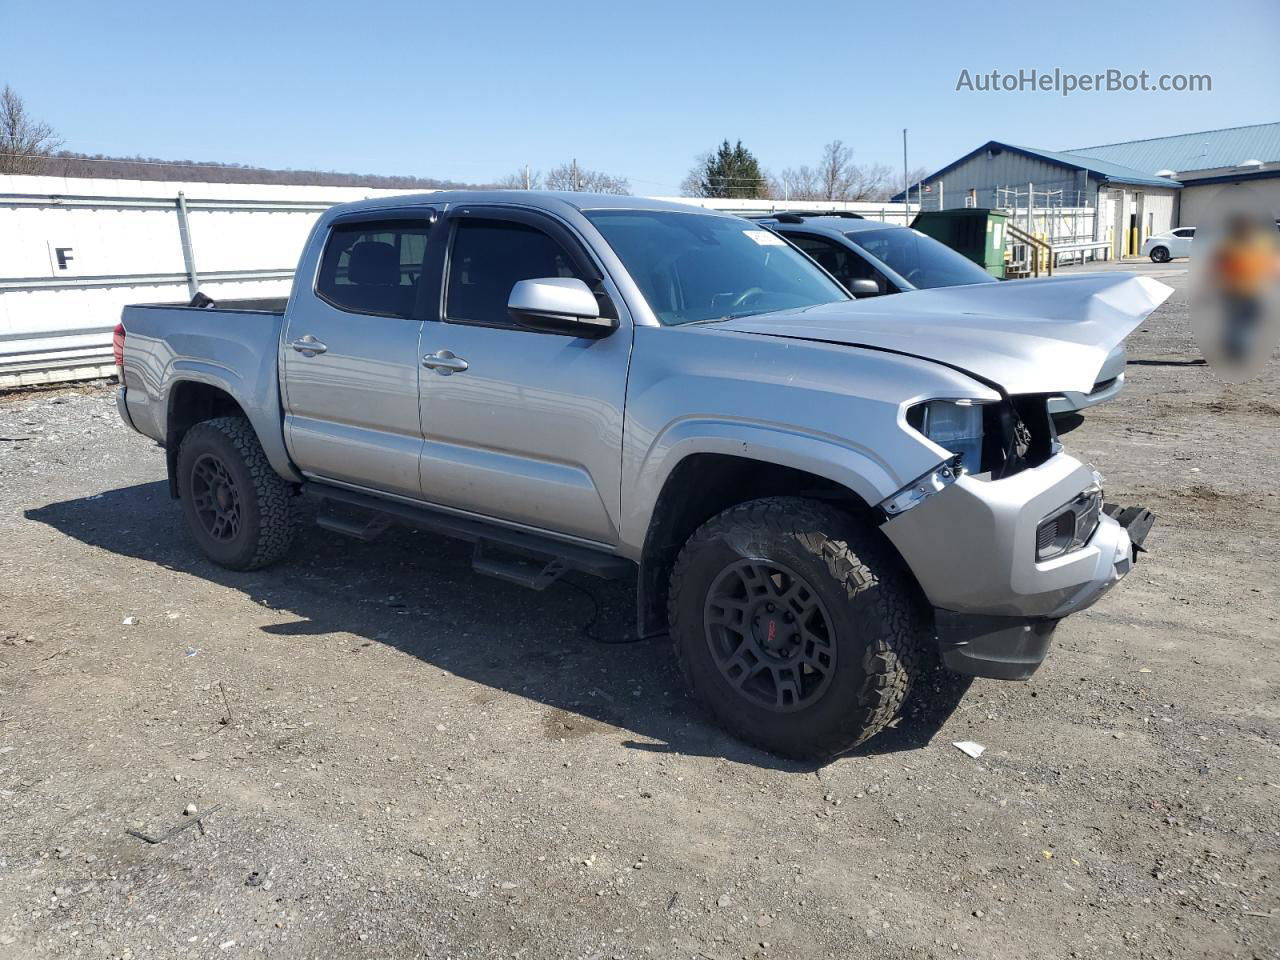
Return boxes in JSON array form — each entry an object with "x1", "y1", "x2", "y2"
[
  {"x1": 289, "y1": 335, "x2": 328, "y2": 356},
  {"x1": 422, "y1": 350, "x2": 469, "y2": 375}
]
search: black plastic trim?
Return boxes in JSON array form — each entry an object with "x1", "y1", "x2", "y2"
[{"x1": 934, "y1": 608, "x2": 1058, "y2": 681}]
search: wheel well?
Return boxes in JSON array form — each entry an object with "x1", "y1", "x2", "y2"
[
  {"x1": 636, "y1": 454, "x2": 872, "y2": 638},
  {"x1": 165, "y1": 382, "x2": 247, "y2": 497}
]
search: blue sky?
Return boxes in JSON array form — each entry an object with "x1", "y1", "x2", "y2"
[{"x1": 4, "y1": 0, "x2": 1277, "y2": 192}]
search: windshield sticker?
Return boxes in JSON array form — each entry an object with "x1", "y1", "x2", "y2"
[{"x1": 744, "y1": 229, "x2": 786, "y2": 246}]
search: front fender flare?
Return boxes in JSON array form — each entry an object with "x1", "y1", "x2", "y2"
[{"x1": 622, "y1": 417, "x2": 903, "y2": 553}]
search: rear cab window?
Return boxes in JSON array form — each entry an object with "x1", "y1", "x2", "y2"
[{"x1": 316, "y1": 218, "x2": 433, "y2": 318}]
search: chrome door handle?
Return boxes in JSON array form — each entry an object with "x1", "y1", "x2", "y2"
[
  {"x1": 289, "y1": 335, "x2": 328, "y2": 355},
  {"x1": 422, "y1": 350, "x2": 469, "y2": 375}
]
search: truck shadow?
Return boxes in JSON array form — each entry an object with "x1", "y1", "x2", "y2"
[{"x1": 26, "y1": 482, "x2": 969, "y2": 771}]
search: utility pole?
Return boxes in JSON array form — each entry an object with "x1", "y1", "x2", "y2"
[
  {"x1": 523, "y1": 164, "x2": 530, "y2": 190},
  {"x1": 572, "y1": 158, "x2": 580, "y2": 191},
  {"x1": 902, "y1": 128, "x2": 910, "y2": 221}
]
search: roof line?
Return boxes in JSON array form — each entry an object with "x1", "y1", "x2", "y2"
[
  {"x1": 889, "y1": 139, "x2": 1178, "y2": 201},
  {"x1": 1068, "y1": 120, "x2": 1280, "y2": 152}
]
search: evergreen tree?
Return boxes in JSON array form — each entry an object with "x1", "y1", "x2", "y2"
[{"x1": 685, "y1": 140, "x2": 767, "y2": 198}]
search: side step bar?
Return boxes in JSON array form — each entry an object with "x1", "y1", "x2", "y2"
[
  {"x1": 302, "y1": 481, "x2": 634, "y2": 589},
  {"x1": 315, "y1": 513, "x2": 391, "y2": 542}
]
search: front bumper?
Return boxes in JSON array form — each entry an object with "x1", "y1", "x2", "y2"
[
  {"x1": 930, "y1": 505, "x2": 1154, "y2": 679},
  {"x1": 881, "y1": 451, "x2": 1154, "y2": 678}
]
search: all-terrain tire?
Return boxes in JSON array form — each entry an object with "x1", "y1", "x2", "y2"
[
  {"x1": 176, "y1": 416, "x2": 295, "y2": 570},
  {"x1": 668, "y1": 497, "x2": 929, "y2": 760}
]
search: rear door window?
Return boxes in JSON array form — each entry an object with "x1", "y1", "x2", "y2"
[{"x1": 316, "y1": 218, "x2": 433, "y2": 318}]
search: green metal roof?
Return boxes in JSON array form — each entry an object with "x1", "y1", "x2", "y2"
[
  {"x1": 1068, "y1": 122, "x2": 1280, "y2": 175},
  {"x1": 1002, "y1": 143, "x2": 1182, "y2": 188}
]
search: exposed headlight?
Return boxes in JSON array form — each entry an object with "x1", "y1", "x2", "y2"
[
  {"x1": 1035, "y1": 478, "x2": 1103, "y2": 561},
  {"x1": 907, "y1": 399, "x2": 986, "y2": 475}
]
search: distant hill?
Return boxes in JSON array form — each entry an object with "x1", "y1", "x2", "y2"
[{"x1": 19, "y1": 151, "x2": 491, "y2": 189}]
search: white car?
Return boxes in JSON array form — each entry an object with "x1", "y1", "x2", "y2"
[{"x1": 1141, "y1": 227, "x2": 1195, "y2": 263}]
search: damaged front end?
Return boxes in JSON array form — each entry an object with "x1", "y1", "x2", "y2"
[{"x1": 878, "y1": 393, "x2": 1155, "y2": 680}]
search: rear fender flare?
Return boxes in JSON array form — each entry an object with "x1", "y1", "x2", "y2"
[{"x1": 164, "y1": 362, "x2": 301, "y2": 485}]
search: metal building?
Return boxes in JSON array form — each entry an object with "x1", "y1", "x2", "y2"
[
  {"x1": 892, "y1": 140, "x2": 1181, "y2": 261},
  {"x1": 1067, "y1": 122, "x2": 1280, "y2": 228}
]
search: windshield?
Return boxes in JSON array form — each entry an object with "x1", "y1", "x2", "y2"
[
  {"x1": 847, "y1": 228, "x2": 996, "y2": 290},
  {"x1": 584, "y1": 210, "x2": 848, "y2": 325}
]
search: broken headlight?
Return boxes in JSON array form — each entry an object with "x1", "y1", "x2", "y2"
[
  {"x1": 1035, "y1": 478, "x2": 1103, "y2": 561},
  {"x1": 907, "y1": 399, "x2": 986, "y2": 475}
]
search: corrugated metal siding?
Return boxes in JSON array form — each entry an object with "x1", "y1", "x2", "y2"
[
  {"x1": 0, "y1": 176, "x2": 418, "y2": 387},
  {"x1": 931, "y1": 148, "x2": 1093, "y2": 209},
  {"x1": 1140, "y1": 191, "x2": 1176, "y2": 238},
  {"x1": 1069, "y1": 122, "x2": 1280, "y2": 175}
]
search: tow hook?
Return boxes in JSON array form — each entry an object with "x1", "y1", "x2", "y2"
[{"x1": 1104, "y1": 504, "x2": 1156, "y2": 560}]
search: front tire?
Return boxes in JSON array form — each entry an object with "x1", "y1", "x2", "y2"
[
  {"x1": 668, "y1": 497, "x2": 928, "y2": 761},
  {"x1": 176, "y1": 416, "x2": 295, "y2": 570},
  {"x1": 1149, "y1": 246, "x2": 1170, "y2": 263}
]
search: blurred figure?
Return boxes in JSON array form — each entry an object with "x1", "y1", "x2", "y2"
[
  {"x1": 1214, "y1": 213, "x2": 1278, "y2": 361},
  {"x1": 1190, "y1": 188, "x2": 1280, "y2": 383}
]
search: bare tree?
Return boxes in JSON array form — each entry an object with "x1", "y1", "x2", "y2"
[
  {"x1": 680, "y1": 155, "x2": 710, "y2": 197},
  {"x1": 848, "y1": 162, "x2": 895, "y2": 201},
  {"x1": 817, "y1": 140, "x2": 856, "y2": 200},
  {"x1": 772, "y1": 165, "x2": 821, "y2": 201},
  {"x1": 771, "y1": 142, "x2": 895, "y2": 202},
  {"x1": 0, "y1": 85, "x2": 62, "y2": 175},
  {"x1": 543, "y1": 160, "x2": 629, "y2": 194},
  {"x1": 496, "y1": 167, "x2": 543, "y2": 190},
  {"x1": 895, "y1": 165, "x2": 931, "y2": 198}
]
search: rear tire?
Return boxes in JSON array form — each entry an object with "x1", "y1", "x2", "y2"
[
  {"x1": 668, "y1": 497, "x2": 928, "y2": 761},
  {"x1": 176, "y1": 416, "x2": 295, "y2": 570},
  {"x1": 1149, "y1": 246, "x2": 1170, "y2": 263}
]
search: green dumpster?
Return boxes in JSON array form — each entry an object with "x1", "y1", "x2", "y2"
[{"x1": 910, "y1": 208, "x2": 1008, "y2": 279}]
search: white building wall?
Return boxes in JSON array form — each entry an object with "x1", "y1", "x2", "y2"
[
  {"x1": 1178, "y1": 178, "x2": 1280, "y2": 227},
  {"x1": 1, "y1": 177, "x2": 912, "y2": 387},
  {"x1": 1139, "y1": 190, "x2": 1177, "y2": 239},
  {"x1": 0, "y1": 176, "x2": 421, "y2": 386}
]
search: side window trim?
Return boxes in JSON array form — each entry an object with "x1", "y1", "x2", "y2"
[{"x1": 313, "y1": 209, "x2": 438, "y2": 320}]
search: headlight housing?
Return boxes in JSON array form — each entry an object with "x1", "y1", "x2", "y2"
[{"x1": 907, "y1": 399, "x2": 986, "y2": 475}]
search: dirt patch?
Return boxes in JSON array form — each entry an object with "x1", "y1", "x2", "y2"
[
  {"x1": 0, "y1": 277, "x2": 1276, "y2": 960},
  {"x1": 541, "y1": 708, "x2": 610, "y2": 740},
  {"x1": 1129, "y1": 483, "x2": 1274, "y2": 528}
]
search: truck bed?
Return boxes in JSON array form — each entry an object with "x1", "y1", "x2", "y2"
[
  {"x1": 117, "y1": 301, "x2": 294, "y2": 481},
  {"x1": 135, "y1": 296, "x2": 289, "y2": 314}
]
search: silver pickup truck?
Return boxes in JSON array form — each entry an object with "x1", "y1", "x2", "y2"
[{"x1": 115, "y1": 191, "x2": 1168, "y2": 760}]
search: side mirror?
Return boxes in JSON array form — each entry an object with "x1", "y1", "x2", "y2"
[
  {"x1": 508, "y1": 278, "x2": 617, "y2": 338},
  {"x1": 846, "y1": 278, "x2": 881, "y2": 298}
]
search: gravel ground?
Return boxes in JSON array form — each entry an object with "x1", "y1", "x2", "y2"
[{"x1": 0, "y1": 272, "x2": 1276, "y2": 960}]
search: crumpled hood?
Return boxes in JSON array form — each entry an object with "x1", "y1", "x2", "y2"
[{"x1": 719, "y1": 273, "x2": 1173, "y2": 395}]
